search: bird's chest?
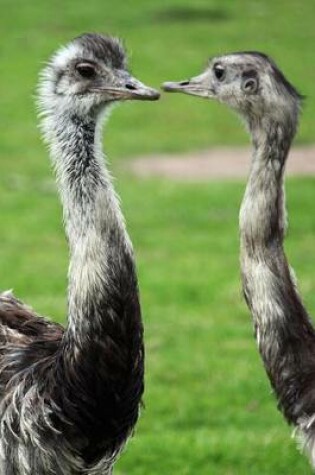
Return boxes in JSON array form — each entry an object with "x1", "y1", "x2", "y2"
[{"x1": 0, "y1": 437, "x2": 114, "y2": 475}]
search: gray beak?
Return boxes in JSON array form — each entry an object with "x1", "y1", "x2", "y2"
[
  {"x1": 91, "y1": 72, "x2": 160, "y2": 101},
  {"x1": 104, "y1": 72, "x2": 160, "y2": 101},
  {"x1": 162, "y1": 70, "x2": 214, "y2": 99},
  {"x1": 122, "y1": 75, "x2": 161, "y2": 101}
]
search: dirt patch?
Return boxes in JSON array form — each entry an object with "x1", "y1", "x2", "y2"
[{"x1": 126, "y1": 146, "x2": 315, "y2": 181}]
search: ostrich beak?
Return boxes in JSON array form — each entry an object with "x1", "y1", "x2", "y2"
[
  {"x1": 162, "y1": 70, "x2": 214, "y2": 99},
  {"x1": 121, "y1": 75, "x2": 161, "y2": 101},
  {"x1": 91, "y1": 72, "x2": 160, "y2": 101}
]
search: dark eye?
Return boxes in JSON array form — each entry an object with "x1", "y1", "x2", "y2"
[
  {"x1": 213, "y1": 64, "x2": 225, "y2": 81},
  {"x1": 75, "y1": 63, "x2": 96, "y2": 79}
]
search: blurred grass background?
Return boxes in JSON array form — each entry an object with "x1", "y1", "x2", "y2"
[{"x1": 0, "y1": 0, "x2": 315, "y2": 473}]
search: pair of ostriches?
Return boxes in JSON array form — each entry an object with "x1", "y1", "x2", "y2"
[{"x1": 0, "y1": 32, "x2": 313, "y2": 474}]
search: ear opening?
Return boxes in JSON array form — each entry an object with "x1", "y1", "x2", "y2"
[{"x1": 241, "y1": 71, "x2": 259, "y2": 94}]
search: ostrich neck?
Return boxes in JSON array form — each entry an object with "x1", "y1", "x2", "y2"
[
  {"x1": 239, "y1": 117, "x2": 297, "y2": 328},
  {"x1": 44, "y1": 109, "x2": 136, "y2": 345},
  {"x1": 239, "y1": 115, "x2": 315, "y2": 428},
  {"x1": 240, "y1": 119, "x2": 291, "y2": 253},
  {"x1": 41, "y1": 108, "x2": 144, "y2": 464},
  {"x1": 47, "y1": 111, "x2": 127, "y2": 245}
]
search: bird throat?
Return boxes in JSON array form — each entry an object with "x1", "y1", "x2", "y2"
[{"x1": 239, "y1": 117, "x2": 296, "y2": 254}]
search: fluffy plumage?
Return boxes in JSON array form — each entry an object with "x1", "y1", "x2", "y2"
[
  {"x1": 163, "y1": 52, "x2": 315, "y2": 467},
  {"x1": 0, "y1": 33, "x2": 159, "y2": 474}
]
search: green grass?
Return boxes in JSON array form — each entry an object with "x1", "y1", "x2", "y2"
[
  {"x1": 118, "y1": 178, "x2": 315, "y2": 474},
  {"x1": 1, "y1": 0, "x2": 315, "y2": 165},
  {"x1": 1, "y1": 174, "x2": 315, "y2": 474},
  {"x1": 1, "y1": 0, "x2": 315, "y2": 473}
]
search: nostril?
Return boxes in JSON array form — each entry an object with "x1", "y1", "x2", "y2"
[
  {"x1": 179, "y1": 80, "x2": 190, "y2": 86},
  {"x1": 125, "y1": 83, "x2": 137, "y2": 91}
]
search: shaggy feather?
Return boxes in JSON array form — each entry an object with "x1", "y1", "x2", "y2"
[
  {"x1": 0, "y1": 33, "x2": 145, "y2": 474},
  {"x1": 163, "y1": 51, "x2": 315, "y2": 468}
]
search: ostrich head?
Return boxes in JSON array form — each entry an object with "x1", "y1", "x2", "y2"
[
  {"x1": 163, "y1": 52, "x2": 302, "y2": 129},
  {"x1": 38, "y1": 33, "x2": 160, "y2": 118}
]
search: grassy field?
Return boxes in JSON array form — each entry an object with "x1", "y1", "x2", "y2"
[
  {"x1": 1, "y1": 175, "x2": 315, "y2": 474},
  {"x1": 1, "y1": 0, "x2": 315, "y2": 165},
  {"x1": 1, "y1": 0, "x2": 315, "y2": 473}
]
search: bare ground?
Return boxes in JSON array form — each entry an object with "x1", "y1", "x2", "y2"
[{"x1": 126, "y1": 146, "x2": 315, "y2": 181}]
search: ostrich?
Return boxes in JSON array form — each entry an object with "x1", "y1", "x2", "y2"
[
  {"x1": 162, "y1": 53, "x2": 315, "y2": 465},
  {"x1": 0, "y1": 33, "x2": 159, "y2": 474}
]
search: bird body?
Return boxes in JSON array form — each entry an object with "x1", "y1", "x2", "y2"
[
  {"x1": 163, "y1": 54, "x2": 315, "y2": 467},
  {"x1": 0, "y1": 33, "x2": 159, "y2": 474}
]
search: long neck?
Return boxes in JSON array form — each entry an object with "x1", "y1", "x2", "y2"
[
  {"x1": 45, "y1": 110, "x2": 133, "y2": 338},
  {"x1": 43, "y1": 107, "x2": 144, "y2": 457},
  {"x1": 239, "y1": 114, "x2": 315, "y2": 446},
  {"x1": 46, "y1": 109, "x2": 126, "y2": 247},
  {"x1": 240, "y1": 118, "x2": 291, "y2": 253}
]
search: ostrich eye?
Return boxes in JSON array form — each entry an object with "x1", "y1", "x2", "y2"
[
  {"x1": 76, "y1": 63, "x2": 96, "y2": 79},
  {"x1": 213, "y1": 64, "x2": 225, "y2": 81}
]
